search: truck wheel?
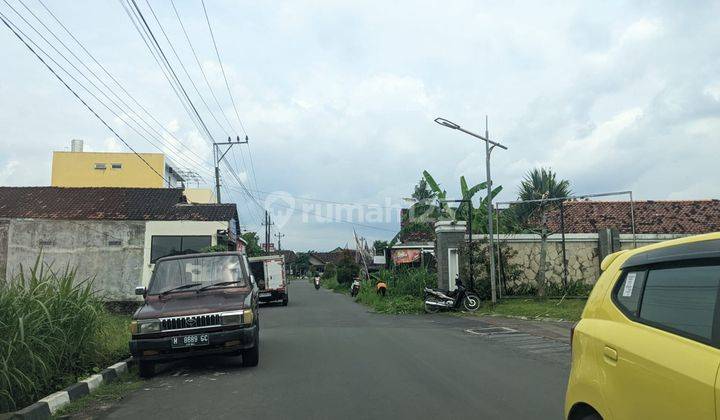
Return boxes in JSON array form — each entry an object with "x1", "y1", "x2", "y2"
[
  {"x1": 138, "y1": 361, "x2": 155, "y2": 378},
  {"x1": 282, "y1": 295, "x2": 288, "y2": 306},
  {"x1": 242, "y1": 332, "x2": 259, "y2": 367}
]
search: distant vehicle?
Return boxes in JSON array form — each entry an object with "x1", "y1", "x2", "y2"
[
  {"x1": 565, "y1": 233, "x2": 720, "y2": 420},
  {"x1": 350, "y1": 279, "x2": 360, "y2": 297},
  {"x1": 423, "y1": 277, "x2": 480, "y2": 313},
  {"x1": 314, "y1": 276, "x2": 321, "y2": 290},
  {"x1": 129, "y1": 252, "x2": 260, "y2": 378},
  {"x1": 249, "y1": 255, "x2": 288, "y2": 306}
]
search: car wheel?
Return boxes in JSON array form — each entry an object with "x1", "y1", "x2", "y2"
[
  {"x1": 242, "y1": 331, "x2": 260, "y2": 367},
  {"x1": 138, "y1": 361, "x2": 155, "y2": 378}
]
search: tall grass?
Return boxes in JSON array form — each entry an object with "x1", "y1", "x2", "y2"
[
  {"x1": 0, "y1": 258, "x2": 130, "y2": 412},
  {"x1": 354, "y1": 268, "x2": 436, "y2": 314}
]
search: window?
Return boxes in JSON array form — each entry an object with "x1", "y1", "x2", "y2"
[
  {"x1": 150, "y1": 235, "x2": 211, "y2": 262},
  {"x1": 94, "y1": 163, "x2": 106, "y2": 170},
  {"x1": 111, "y1": 163, "x2": 122, "y2": 169},
  {"x1": 639, "y1": 264, "x2": 720, "y2": 341},
  {"x1": 615, "y1": 270, "x2": 647, "y2": 314},
  {"x1": 181, "y1": 236, "x2": 211, "y2": 254}
]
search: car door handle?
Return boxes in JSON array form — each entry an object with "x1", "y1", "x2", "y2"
[{"x1": 603, "y1": 346, "x2": 618, "y2": 362}]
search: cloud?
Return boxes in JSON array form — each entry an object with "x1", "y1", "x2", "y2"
[{"x1": 1, "y1": 0, "x2": 719, "y2": 250}]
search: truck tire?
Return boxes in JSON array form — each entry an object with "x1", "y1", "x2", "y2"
[
  {"x1": 138, "y1": 361, "x2": 155, "y2": 378},
  {"x1": 242, "y1": 331, "x2": 259, "y2": 367},
  {"x1": 282, "y1": 294, "x2": 288, "y2": 306}
]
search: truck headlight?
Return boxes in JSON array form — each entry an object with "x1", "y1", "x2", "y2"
[
  {"x1": 133, "y1": 319, "x2": 161, "y2": 334},
  {"x1": 221, "y1": 309, "x2": 253, "y2": 326}
]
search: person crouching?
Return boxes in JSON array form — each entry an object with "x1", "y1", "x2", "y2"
[{"x1": 376, "y1": 281, "x2": 387, "y2": 297}]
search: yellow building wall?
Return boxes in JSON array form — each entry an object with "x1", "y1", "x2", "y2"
[
  {"x1": 184, "y1": 188, "x2": 216, "y2": 204},
  {"x1": 51, "y1": 152, "x2": 166, "y2": 188}
]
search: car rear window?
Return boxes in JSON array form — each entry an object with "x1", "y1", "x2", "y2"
[
  {"x1": 639, "y1": 264, "x2": 720, "y2": 341},
  {"x1": 615, "y1": 270, "x2": 647, "y2": 314}
]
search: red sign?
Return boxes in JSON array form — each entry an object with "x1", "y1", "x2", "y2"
[{"x1": 392, "y1": 249, "x2": 421, "y2": 264}]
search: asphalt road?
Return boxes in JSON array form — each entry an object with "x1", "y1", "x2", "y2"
[{"x1": 102, "y1": 281, "x2": 570, "y2": 420}]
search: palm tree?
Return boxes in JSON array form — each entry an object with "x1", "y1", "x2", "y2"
[
  {"x1": 515, "y1": 168, "x2": 571, "y2": 297},
  {"x1": 516, "y1": 168, "x2": 571, "y2": 224}
]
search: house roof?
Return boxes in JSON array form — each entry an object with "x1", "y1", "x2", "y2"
[
  {"x1": 310, "y1": 249, "x2": 358, "y2": 265},
  {"x1": 0, "y1": 187, "x2": 238, "y2": 222},
  {"x1": 543, "y1": 200, "x2": 720, "y2": 234},
  {"x1": 259, "y1": 249, "x2": 297, "y2": 263}
]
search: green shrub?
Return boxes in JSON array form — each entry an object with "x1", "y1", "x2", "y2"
[
  {"x1": 370, "y1": 267, "x2": 435, "y2": 299},
  {"x1": 336, "y1": 254, "x2": 359, "y2": 284},
  {"x1": 505, "y1": 279, "x2": 593, "y2": 298},
  {"x1": 351, "y1": 267, "x2": 436, "y2": 314},
  {"x1": 322, "y1": 263, "x2": 336, "y2": 280},
  {"x1": 0, "y1": 259, "x2": 130, "y2": 412}
]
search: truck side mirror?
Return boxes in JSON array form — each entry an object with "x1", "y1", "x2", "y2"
[{"x1": 135, "y1": 286, "x2": 147, "y2": 296}]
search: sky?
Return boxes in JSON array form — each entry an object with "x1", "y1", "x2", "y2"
[{"x1": 1, "y1": 0, "x2": 719, "y2": 251}]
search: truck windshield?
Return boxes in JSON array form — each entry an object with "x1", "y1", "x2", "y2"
[{"x1": 149, "y1": 255, "x2": 247, "y2": 295}]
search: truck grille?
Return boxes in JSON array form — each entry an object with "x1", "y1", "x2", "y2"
[{"x1": 160, "y1": 313, "x2": 222, "y2": 331}]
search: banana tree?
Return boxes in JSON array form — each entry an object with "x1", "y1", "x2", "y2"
[
  {"x1": 422, "y1": 170, "x2": 451, "y2": 219},
  {"x1": 458, "y1": 176, "x2": 487, "y2": 221}
]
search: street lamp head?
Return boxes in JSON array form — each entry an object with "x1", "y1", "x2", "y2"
[{"x1": 434, "y1": 117, "x2": 460, "y2": 130}]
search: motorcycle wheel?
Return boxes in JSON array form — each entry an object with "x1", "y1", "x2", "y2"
[
  {"x1": 462, "y1": 294, "x2": 481, "y2": 312},
  {"x1": 424, "y1": 300, "x2": 441, "y2": 313}
]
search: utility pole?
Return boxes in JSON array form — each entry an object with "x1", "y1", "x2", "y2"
[
  {"x1": 262, "y1": 211, "x2": 274, "y2": 252},
  {"x1": 275, "y1": 232, "x2": 285, "y2": 251},
  {"x1": 213, "y1": 136, "x2": 248, "y2": 203}
]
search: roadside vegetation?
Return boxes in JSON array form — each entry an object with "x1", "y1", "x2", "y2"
[
  {"x1": 320, "y1": 265, "x2": 435, "y2": 315},
  {"x1": 478, "y1": 298, "x2": 586, "y2": 321},
  {"x1": 51, "y1": 371, "x2": 141, "y2": 419},
  {"x1": 355, "y1": 268, "x2": 435, "y2": 314},
  {"x1": 0, "y1": 259, "x2": 131, "y2": 413}
]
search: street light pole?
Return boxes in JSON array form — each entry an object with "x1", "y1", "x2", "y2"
[
  {"x1": 484, "y1": 116, "x2": 498, "y2": 305},
  {"x1": 434, "y1": 117, "x2": 508, "y2": 304}
]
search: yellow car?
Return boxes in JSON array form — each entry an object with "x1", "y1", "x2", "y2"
[{"x1": 565, "y1": 233, "x2": 720, "y2": 420}]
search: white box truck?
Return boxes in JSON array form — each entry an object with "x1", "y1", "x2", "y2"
[{"x1": 248, "y1": 255, "x2": 288, "y2": 306}]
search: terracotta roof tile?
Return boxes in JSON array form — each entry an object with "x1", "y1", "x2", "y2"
[
  {"x1": 0, "y1": 187, "x2": 238, "y2": 221},
  {"x1": 543, "y1": 200, "x2": 720, "y2": 234}
]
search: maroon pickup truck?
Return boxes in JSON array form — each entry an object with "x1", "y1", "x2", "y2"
[{"x1": 129, "y1": 252, "x2": 259, "y2": 377}]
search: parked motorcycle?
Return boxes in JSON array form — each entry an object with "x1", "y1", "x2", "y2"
[
  {"x1": 314, "y1": 277, "x2": 321, "y2": 290},
  {"x1": 424, "y1": 277, "x2": 480, "y2": 313},
  {"x1": 350, "y1": 279, "x2": 361, "y2": 297}
]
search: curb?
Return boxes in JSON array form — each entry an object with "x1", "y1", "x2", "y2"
[{"x1": 10, "y1": 358, "x2": 134, "y2": 420}]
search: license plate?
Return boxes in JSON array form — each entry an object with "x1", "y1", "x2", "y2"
[
  {"x1": 259, "y1": 292, "x2": 271, "y2": 298},
  {"x1": 171, "y1": 334, "x2": 209, "y2": 348}
]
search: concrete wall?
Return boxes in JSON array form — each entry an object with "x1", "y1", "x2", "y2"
[
  {"x1": 0, "y1": 220, "x2": 8, "y2": 281},
  {"x1": 434, "y1": 221, "x2": 467, "y2": 289},
  {"x1": 3, "y1": 218, "x2": 145, "y2": 299},
  {"x1": 472, "y1": 233, "x2": 689, "y2": 287}
]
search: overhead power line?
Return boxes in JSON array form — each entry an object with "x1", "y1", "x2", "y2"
[
  {"x1": 18, "y1": 0, "x2": 217, "y2": 179},
  {"x1": 200, "y1": 0, "x2": 246, "y2": 136},
  {"x1": 200, "y1": 0, "x2": 261, "y2": 194},
  {"x1": 142, "y1": 0, "x2": 232, "y2": 139},
  {"x1": 168, "y1": 0, "x2": 236, "y2": 137},
  {"x1": 121, "y1": 0, "x2": 264, "y2": 225},
  {"x1": 0, "y1": 11, "x2": 168, "y2": 184}
]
